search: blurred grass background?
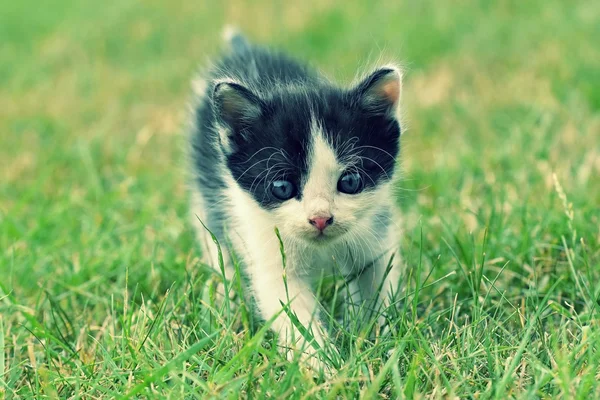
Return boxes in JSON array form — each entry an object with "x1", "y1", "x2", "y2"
[{"x1": 1, "y1": 0, "x2": 599, "y2": 397}]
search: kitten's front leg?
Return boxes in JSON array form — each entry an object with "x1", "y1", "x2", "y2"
[
  {"x1": 248, "y1": 255, "x2": 327, "y2": 368},
  {"x1": 354, "y1": 224, "x2": 402, "y2": 328},
  {"x1": 356, "y1": 251, "x2": 401, "y2": 309},
  {"x1": 352, "y1": 251, "x2": 401, "y2": 339}
]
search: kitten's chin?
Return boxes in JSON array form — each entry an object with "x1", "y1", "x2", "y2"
[{"x1": 297, "y1": 230, "x2": 347, "y2": 246}]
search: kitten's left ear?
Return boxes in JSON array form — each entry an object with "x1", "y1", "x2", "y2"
[
  {"x1": 353, "y1": 66, "x2": 402, "y2": 116},
  {"x1": 212, "y1": 80, "x2": 263, "y2": 153},
  {"x1": 213, "y1": 80, "x2": 262, "y2": 131}
]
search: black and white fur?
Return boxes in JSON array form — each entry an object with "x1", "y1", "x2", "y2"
[{"x1": 189, "y1": 29, "x2": 403, "y2": 366}]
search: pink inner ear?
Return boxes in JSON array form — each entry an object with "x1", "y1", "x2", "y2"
[{"x1": 379, "y1": 77, "x2": 401, "y2": 105}]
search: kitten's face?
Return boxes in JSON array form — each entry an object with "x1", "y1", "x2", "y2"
[{"x1": 215, "y1": 68, "x2": 401, "y2": 245}]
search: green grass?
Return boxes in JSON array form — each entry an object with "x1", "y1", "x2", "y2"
[{"x1": 1, "y1": 0, "x2": 600, "y2": 397}]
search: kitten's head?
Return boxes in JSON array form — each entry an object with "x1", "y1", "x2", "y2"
[{"x1": 213, "y1": 67, "x2": 402, "y2": 245}]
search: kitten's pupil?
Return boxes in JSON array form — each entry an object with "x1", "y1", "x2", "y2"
[
  {"x1": 271, "y1": 180, "x2": 296, "y2": 200},
  {"x1": 337, "y1": 171, "x2": 363, "y2": 194}
]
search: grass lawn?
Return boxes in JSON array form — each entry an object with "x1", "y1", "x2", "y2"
[{"x1": 1, "y1": 0, "x2": 600, "y2": 398}]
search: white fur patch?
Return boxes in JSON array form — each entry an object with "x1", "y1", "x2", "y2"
[
  {"x1": 303, "y1": 122, "x2": 341, "y2": 217},
  {"x1": 222, "y1": 25, "x2": 239, "y2": 43}
]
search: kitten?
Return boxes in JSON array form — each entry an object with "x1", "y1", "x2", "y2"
[{"x1": 189, "y1": 29, "x2": 403, "y2": 367}]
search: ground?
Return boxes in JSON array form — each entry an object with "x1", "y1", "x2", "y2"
[{"x1": 1, "y1": 0, "x2": 600, "y2": 398}]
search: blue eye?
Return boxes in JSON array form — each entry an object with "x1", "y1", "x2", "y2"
[
  {"x1": 271, "y1": 180, "x2": 296, "y2": 200},
  {"x1": 337, "y1": 171, "x2": 363, "y2": 194}
]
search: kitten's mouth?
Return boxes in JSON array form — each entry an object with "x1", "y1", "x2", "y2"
[
  {"x1": 309, "y1": 235, "x2": 333, "y2": 245},
  {"x1": 314, "y1": 232, "x2": 329, "y2": 241},
  {"x1": 303, "y1": 229, "x2": 346, "y2": 245}
]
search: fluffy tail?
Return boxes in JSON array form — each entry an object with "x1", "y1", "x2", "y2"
[
  {"x1": 222, "y1": 25, "x2": 251, "y2": 54},
  {"x1": 222, "y1": 25, "x2": 258, "y2": 79}
]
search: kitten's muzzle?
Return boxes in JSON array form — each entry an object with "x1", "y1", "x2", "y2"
[{"x1": 308, "y1": 215, "x2": 334, "y2": 232}]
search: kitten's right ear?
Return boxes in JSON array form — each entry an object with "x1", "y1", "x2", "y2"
[
  {"x1": 353, "y1": 66, "x2": 402, "y2": 117},
  {"x1": 212, "y1": 80, "x2": 262, "y2": 151}
]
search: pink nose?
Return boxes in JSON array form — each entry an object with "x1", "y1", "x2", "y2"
[{"x1": 309, "y1": 216, "x2": 334, "y2": 231}]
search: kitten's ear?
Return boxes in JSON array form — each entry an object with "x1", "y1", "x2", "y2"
[
  {"x1": 353, "y1": 66, "x2": 402, "y2": 116},
  {"x1": 213, "y1": 80, "x2": 262, "y2": 150}
]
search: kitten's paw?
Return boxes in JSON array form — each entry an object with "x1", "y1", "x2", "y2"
[
  {"x1": 295, "y1": 350, "x2": 326, "y2": 373},
  {"x1": 291, "y1": 349, "x2": 337, "y2": 379},
  {"x1": 281, "y1": 326, "x2": 337, "y2": 377},
  {"x1": 377, "y1": 314, "x2": 389, "y2": 333}
]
